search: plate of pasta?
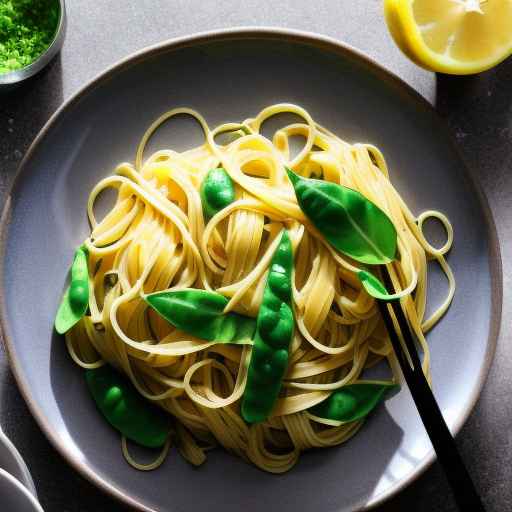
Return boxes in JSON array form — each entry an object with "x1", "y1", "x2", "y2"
[{"x1": 0, "y1": 29, "x2": 501, "y2": 512}]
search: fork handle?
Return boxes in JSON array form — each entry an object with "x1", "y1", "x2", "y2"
[{"x1": 377, "y1": 300, "x2": 485, "y2": 511}]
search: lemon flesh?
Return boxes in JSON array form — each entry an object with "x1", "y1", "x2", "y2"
[{"x1": 384, "y1": 0, "x2": 512, "y2": 74}]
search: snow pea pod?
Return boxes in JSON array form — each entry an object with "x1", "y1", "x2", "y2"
[
  {"x1": 55, "y1": 245, "x2": 90, "y2": 334},
  {"x1": 144, "y1": 289, "x2": 256, "y2": 344},
  {"x1": 86, "y1": 365, "x2": 170, "y2": 448},
  {"x1": 242, "y1": 230, "x2": 294, "y2": 424},
  {"x1": 200, "y1": 167, "x2": 235, "y2": 218},
  {"x1": 309, "y1": 382, "x2": 399, "y2": 423},
  {"x1": 286, "y1": 168, "x2": 397, "y2": 265}
]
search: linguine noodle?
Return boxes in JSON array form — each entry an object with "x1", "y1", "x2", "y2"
[{"x1": 65, "y1": 104, "x2": 454, "y2": 473}]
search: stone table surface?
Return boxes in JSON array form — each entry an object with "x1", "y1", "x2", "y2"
[{"x1": 1, "y1": 1, "x2": 511, "y2": 511}]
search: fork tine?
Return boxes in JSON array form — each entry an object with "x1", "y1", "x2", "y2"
[{"x1": 380, "y1": 267, "x2": 424, "y2": 372}]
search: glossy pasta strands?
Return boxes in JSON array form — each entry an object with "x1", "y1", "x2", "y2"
[{"x1": 60, "y1": 104, "x2": 455, "y2": 473}]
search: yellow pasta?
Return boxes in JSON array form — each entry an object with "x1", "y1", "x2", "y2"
[{"x1": 66, "y1": 103, "x2": 454, "y2": 473}]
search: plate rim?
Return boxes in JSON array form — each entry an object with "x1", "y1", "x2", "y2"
[{"x1": 0, "y1": 27, "x2": 502, "y2": 512}]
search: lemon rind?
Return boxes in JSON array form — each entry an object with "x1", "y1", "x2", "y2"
[{"x1": 384, "y1": 0, "x2": 512, "y2": 75}]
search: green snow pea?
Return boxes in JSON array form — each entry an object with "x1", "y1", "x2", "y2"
[
  {"x1": 55, "y1": 245, "x2": 90, "y2": 334},
  {"x1": 200, "y1": 167, "x2": 235, "y2": 218},
  {"x1": 286, "y1": 168, "x2": 397, "y2": 265},
  {"x1": 309, "y1": 382, "x2": 399, "y2": 423},
  {"x1": 144, "y1": 289, "x2": 256, "y2": 344},
  {"x1": 241, "y1": 230, "x2": 294, "y2": 424},
  {"x1": 86, "y1": 365, "x2": 170, "y2": 448}
]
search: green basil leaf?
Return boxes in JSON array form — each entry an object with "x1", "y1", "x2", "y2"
[
  {"x1": 286, "y1": 168, "x2": 397, "y2": 265},
  {"x1": 55, "y1": 245, "x2": 90, "y2": 334},
  {"x1": 86, "y1": 365, "x2": 171, "y2": 449},
  {"x1": 358, "y1": 270, "x2": 401, "y2": 301},
  {"x1": 144, "y1": 288, "x2": 256, "y2": 344},
  {"x1": 309, "y1": 382, "x2": 400, "y2": 423}
]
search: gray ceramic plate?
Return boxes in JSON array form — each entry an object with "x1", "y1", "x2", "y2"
[{"x1": 0, "y1": 29, "x2": 501, "y2": 512}]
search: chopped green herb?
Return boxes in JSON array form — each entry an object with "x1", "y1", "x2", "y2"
[{"x1": 0, "y1": 0, "x2": 60, "y2": 75}]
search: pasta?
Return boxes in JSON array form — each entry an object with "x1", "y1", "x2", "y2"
[{"x1": 64, "y1": 103, "x2": 455, "y2": 473}]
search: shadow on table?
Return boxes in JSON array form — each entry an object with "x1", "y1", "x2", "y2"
[
  {"x1": 433, "y1": 65, "x2": 512, "y2": 193},
  {"x1": 0, "y1": 55, "x2": 64, "y2": 195},
  {"x1": 0, "y1": 53, "x2": 64, "y2": 115}
]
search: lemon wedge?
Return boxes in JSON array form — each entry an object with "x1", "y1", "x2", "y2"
[{"x1": 384, "y1": 0, "x2": 512, "y2": 74}]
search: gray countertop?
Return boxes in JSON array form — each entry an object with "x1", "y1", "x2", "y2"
[{"x1": 1, "y1": 1, "x2": 511, "y2": 511}]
